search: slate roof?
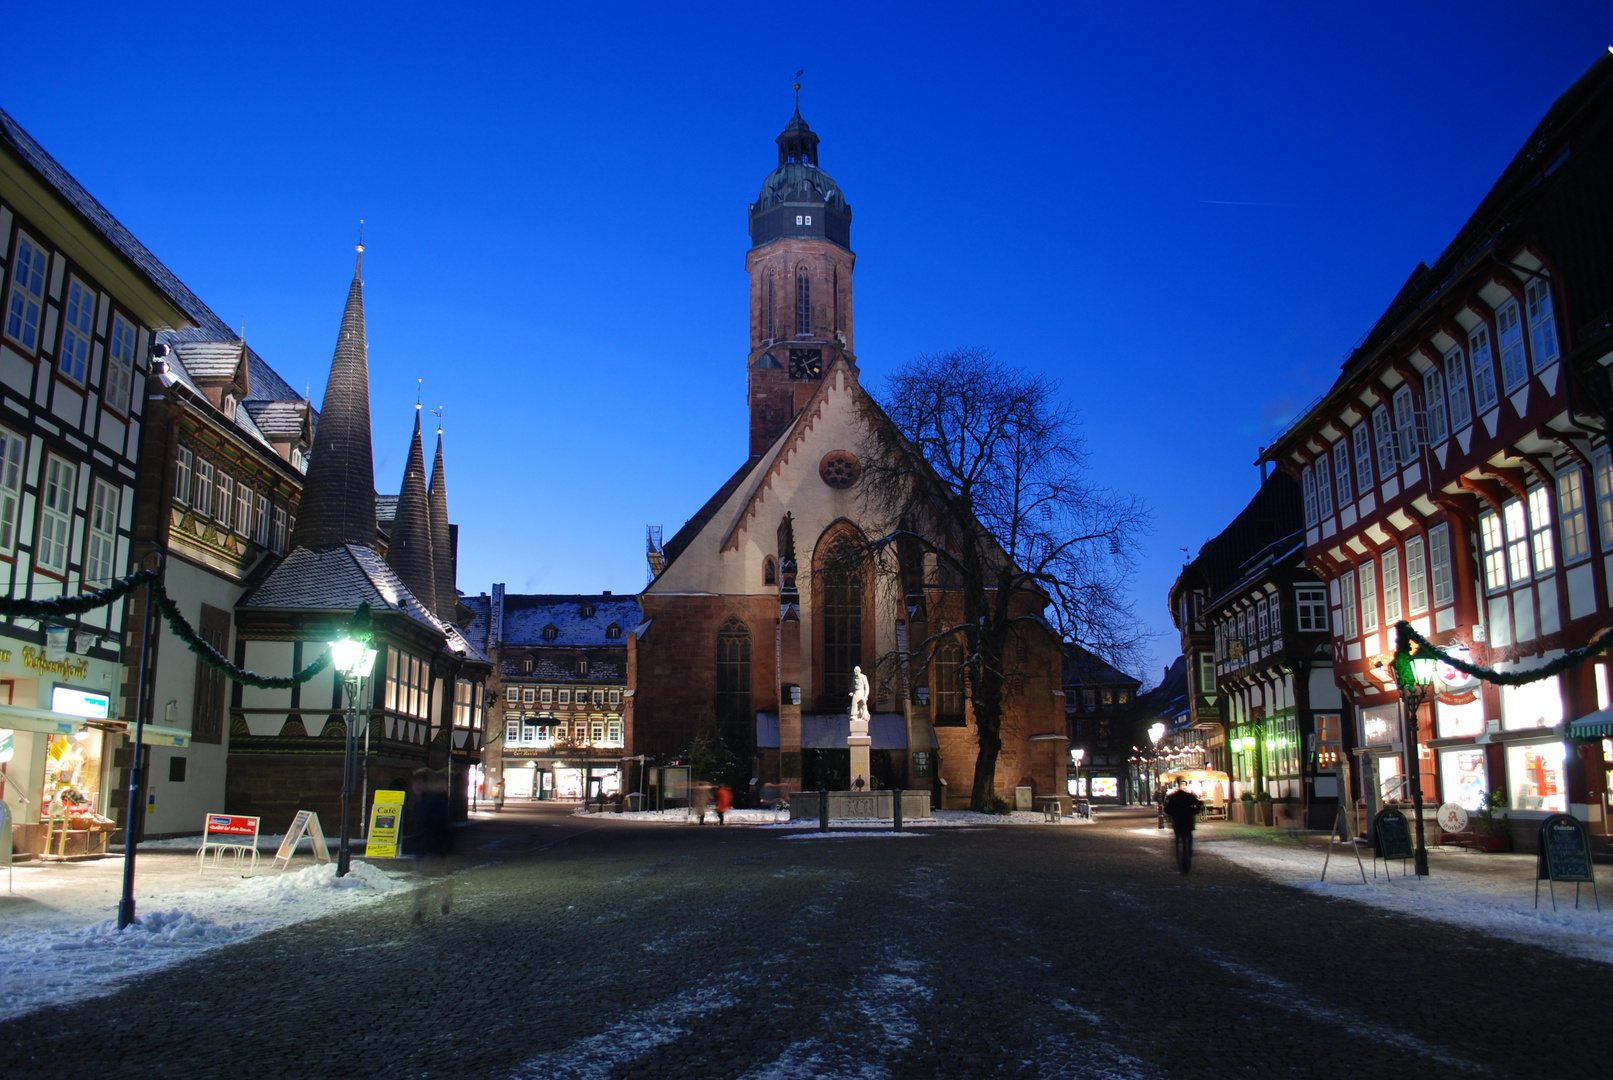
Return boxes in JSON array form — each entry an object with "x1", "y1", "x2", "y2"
[
  {"x1": 1063, "y1": 643, "x2": 1142, "y2": 691},
  {"x1": 171, "y1": 340, "x2": 245, "y2": 381},
  {"x1": 1141, "y1": 656, "x2": 1191, "y2": 729},
  {"x1": 244, "y1": 400, "x2": 308, "y2": 439},
  {"x1": 500, "y1": 594, "x2": 645, "y2": 646},
  {"x1": 239, "y1": 542, "x2": 445, "y2": 634},
  {"x1": 375, "y1": 494, "x2": 399, "y2": 525},
  {"x1": 502, "y1": 657, "x2": 626, "y2": 682},
  {"x1": 462, "y1": 593, "x2": 492, "y2": 653},
  {"x1": 444, "y1": 623, "x2": 491, "y2": 665}
]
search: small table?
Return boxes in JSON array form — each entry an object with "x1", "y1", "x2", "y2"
[{"x1": 1039, "y1": 797, "x2": 1063, "y2": 822}]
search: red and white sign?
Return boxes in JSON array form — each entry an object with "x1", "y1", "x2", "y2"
[
  {"x1": 205, "y1": 814, "x2": 258, "y2": 838},
  {"x1": 1436, "y1": 802, "x2": 1469, "y2": 834},
  {"x1": 198, "y1": 813, "x2": 261, "y2": 875}
]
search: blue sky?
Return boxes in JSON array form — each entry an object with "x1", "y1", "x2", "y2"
[{"x1": 5, "y1": 2, "x2": 1611, "y2": 683}]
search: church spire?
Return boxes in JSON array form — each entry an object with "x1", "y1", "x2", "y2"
[
  {"x1": 387, "y1": 405, "x2": 436, "y2": 611},
  {"x1": 428, "y1": 424, "x2": 455, "y2": 621},
  {"x1": 290, "y1": 246, "x2": 377, "y2": 552}
]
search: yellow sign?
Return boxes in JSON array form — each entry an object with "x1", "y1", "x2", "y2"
[
  {"x1": 22, "y1": 647, "x2": 88, "y2": 679},
  {"x1": 366, "y1": 789, "x2": 406, "y2": 858}
]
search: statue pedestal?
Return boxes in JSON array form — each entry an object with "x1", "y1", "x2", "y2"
[{"x1": 848, "y1": 717, "x2": 871, "y2": 792}]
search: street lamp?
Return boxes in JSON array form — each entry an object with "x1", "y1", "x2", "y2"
[
  {"x1": 1398, "y1": 644, "x2": 1438, "y2": 876},
  {"x1": 330, "y1": 636, "x2": 378, "y2": 878}
]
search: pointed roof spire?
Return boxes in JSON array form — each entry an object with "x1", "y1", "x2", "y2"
[
  {"x1": 290, "y1": 245, "x2": 377, "y2": 552},
  {"x1": 428, "y1": 419, "x2": 455, "y2": 621},
  {"x1": 387, "y1": 405, "x2": 436, "y2": 608}
]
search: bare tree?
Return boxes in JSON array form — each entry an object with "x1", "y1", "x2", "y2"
[{"x1": 855, "y1": 347, "x2": 1151, "y2": 810}]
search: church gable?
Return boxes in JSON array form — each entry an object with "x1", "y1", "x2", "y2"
[{"x1": 646, "y1": 362, "x2": 873, "y2": 597}]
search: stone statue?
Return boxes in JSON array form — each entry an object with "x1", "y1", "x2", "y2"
[{"x1": 849, "y1": 665, "x2": 871, "y2": 725}]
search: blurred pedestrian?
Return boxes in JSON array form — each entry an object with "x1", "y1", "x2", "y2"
[
  {"x1": 692, "y1": 781, "x2": 712, "y2": 824},
  {"x1": 493, "y1": 779, "x2": 505, "y2": 812},
  {"x1": 715, "y1": 785, "x2": 733, "y2": 825}
]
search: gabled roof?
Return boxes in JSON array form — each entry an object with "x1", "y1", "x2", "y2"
[
  {"x1": 171, "y1": 339, "x2": 247, "y2": 384},
  {"x1": 1063, "y1": 642, "x2": 1141, "y2": 690},
  {"x1": 1169, "y1": 471, "x2": 1303, "y2": 615},
  {"x1": 239, "y1": 542, "x2": 444, "y2": 634},
  {"x1": 1141, "y1": 656, "x2": 1190, "y2": 724},
  {"x1": 499, "y1": 594, "x2": 645, "y2": 646},
  {"x1": 244, "y1": 400, "x2": 309, "y2": 440}
]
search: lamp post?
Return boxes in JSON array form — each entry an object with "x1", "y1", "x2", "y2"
[
  {"x1": 330, "y1": 636, "x2": 378, "y2": 878},
  {"x1": 1398, "y1": 646, "x2": 1438, "y2": 877}
]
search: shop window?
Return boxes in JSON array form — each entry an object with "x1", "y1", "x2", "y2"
[
  {"x1": 1440, "y1": 749, "x2": 1488, "y2": 810},
  {"x1": 1501, "y1": 677, "x2": 1563, "y2": 732},
  {"x1": 1314, "y1": 714, "x2": 1340, "y2": 770},
  {"x1": 1506, "y1": 741, "x2": 1567, "y2": 812},
  {"x1": 1435, "y1": 697, "x2": 1485, "y2": 739}
]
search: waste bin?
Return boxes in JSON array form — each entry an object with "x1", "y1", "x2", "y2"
[{"x1": 627, "y1": 792, "x2": 646, "y2": 813}]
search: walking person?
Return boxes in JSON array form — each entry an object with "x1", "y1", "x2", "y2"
[
  {"x1": 692, "y1": 781, "x2": 712, "y2": 824},
  {"x1": 1163, "y1": 778, "x2": 1204, "y2": 874},
  {"x1": 715, "y1": 785, "x2": 733, "y2": 825},
  {"x1": 493, "y1": 779, "x2": 505, "y2": 812}
]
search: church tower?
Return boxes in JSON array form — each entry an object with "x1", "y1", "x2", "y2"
[{"x1": 745, "y1": 99, "x2": 855, "y2": 457}]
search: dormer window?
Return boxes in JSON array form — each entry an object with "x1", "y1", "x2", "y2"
[
  {"x1": 577, "y1": 659, "x2": 589, "y2": 676},
  {"x1": 579, "y1": 603, "x2": 596, "y2": 618},
  {"x1": 542, "y1": 624, "x2": 558, "y2": 641},
  {"x1": 222, "y1": 393, "x2": 236, "y2": 416},
  {"x1": 522, "y1": 658, "x2": 534, "y2": 674},
  {"x1": 606, "y1": 623, "x2": 622, "y2": 639}
]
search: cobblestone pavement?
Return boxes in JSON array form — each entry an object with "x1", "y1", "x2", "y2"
[{"x1": 1, "y1": 805, "x2": 1599, "y2": 1079}]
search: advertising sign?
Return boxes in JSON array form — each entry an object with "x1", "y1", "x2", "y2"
[
  {"x1": 50, "y1": 686, "x2": 110, "y2": 719},
  {"x1": 1373, "y1": 808, "x2": 1413, "y2": 861},
  {"x1": 199, "y1": 813, "x2": 261, "y2": 875},
  {"x1": 1436, "y1": 803, "x2": 1469, "y2": 834},
  {"x1": 0, "y1": 728, "x2": 12, "y2": 765},
  {"x1": 366, "y1": 790, "x2": 406, "y2": 858},
  {"x1": 272, "y1": 810, "x2": 331, "y2": 869},
  {"x1": 1537, "y1": 813, "x2": 1594, "y2": 883}
]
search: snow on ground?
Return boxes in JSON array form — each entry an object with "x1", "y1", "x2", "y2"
[
  {"x1": 599, "y1": 807, "x2": 1096, "y2": 828},
  {"x1": 781, "y1": 831, "x2": 925, "y2": 840},
  {"x1": 1182, "y1": 827, "x2": 1613, "y2": 966},
  {"x1": 0, "y1": 855, "x2": 408, "y2": 1023}
]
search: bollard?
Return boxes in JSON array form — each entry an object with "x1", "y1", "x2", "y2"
[
  {"x1": 819, "y1": 786, "x2": 829, "y2": 832},
  {"x1": 893, "y1": 788, "x2": 903, "y2": 832}
]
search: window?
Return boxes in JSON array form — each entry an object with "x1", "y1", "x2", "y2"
[
  {"x1": 1525, "y1": 278, "x2": 1558, "y2": 371},
  {"x1": 764, "y1": 557, "x2": 776, "y2": 586},
  {"x1": 1405, "y1": 536, "x2": 1428, "y2": 614},
  {"x1": 1381, "y1": 547, "x2": 1401, "y2": 624},
  {"x1": 1197, "y1": 652, "x2": 1214, "y2": 693},
  {"x1": 1269, "y1": 595, "x2": 1282, "y2": 637},
  {"x1": 236, "y1": 483, "x2": 252, "y2": 536},
  {"x1": 1558, "y1": 469, "x2": 1589, "y2": 565},
  {"x1": 558, "y1": 689, "x2": 570, "y2": 705},
  {"x1": 1255, "y1": 598, "x2": 1269, "y2": 641},
  {"x1": 37, "y1": 456, "x2": 74, "y2": 574},
  {"x1": 608, "y1": 689, "x2": 621, "y2": 706},
  {"x1": 1497, "y1": 300, "x2": 1527, "y2": 392},
  {"x1": 506, "y1": 686, "x2": 519, "y2": 704},
  {"x1": 606, "y1": 623, "x2": 622, "y2": 639},
  {"x1": 1352, "y1": 424, "x2": 1373, "y2": 493},
  {"x1": 85, "y1": 479, "x2": 119, "y2": 586},
  {"x1": 1082, "y1": 688, "x2": 1096, "y2": 708},
  {"x1": 59, "y1": 278, "x2": 94, "y2": 384},
  {"x1": 190, "y1": 605, "x2": 230, "y2": 744},
  {"x1": 1424, "y1": 368, "x2": 1447, "y2": 444},
  {"x1": 0, "y1": 426, "x2": 25, "y2": 552},
  {"x1": 540, "y1": 687, "x2": 553, "y2": 704},
  {"x1": 607, "y1": 719, "x2": 623, "y2": 744},
  {"x1": 1315, "y1": 455, "x2": 1333, "y2": 518},
  {"x1": 106, "y1": 315, "x2": 136, "y2": 414},
  {"x1": 5, "y1": 233, "x2": 47, "y2": 351},
  {"x1": 1100, "y1": 688, "x2": 1113, "y2": 706},
  {"x1": 1373, "y1": 406, "x2": 1397, "y2": 477},
  {"x1": 795, "y1": 267, "x2": 811, "y2": 337},
  {"x1": 1302, "y1": 466, "x2": 1318, "y2": 527},
  {"x1": 216, "y1": 472, "x2": 234, "y2": 531},
  {"x1": 592, "y1": 689, "x2": 603, "y2": 705},
  {"x1": 1341, "y1": 571, "x2": 1358, "y2": 638},
  {"x1": 1296, "y1": 586, "x2": 1327, "y2": 632},
  {"x1": 506, "y1": 718, "x2": 521, "y2": 743},
  {"x1": 1527, "y1": 487, "x2": 1554, "y2": 576},
  {"x1": 933, "y1": 640, "x2": 965, "y2": 724},
  {"x1": 253, "y1": 494, "x2": 269, "y2": 545},
  {"x1": 1430, "y1": 524, "x2": 1454, "y2": 606},
  {"x1": 591, "y1": 720, "x2": 605, "y2": 743},
  {"x1": 1502, "y1": 499, "x2": 1530, "y2": 584},
  {"x1": 1444, "y1": 346, "x2": 1471, "y2": 431},
  {"x1": 271, "y1": 505, "x2": 288, "y2": 554},
  {"x1": 1470, "y1": 325, "x2": 1499, "y2": 412},
  {"x1": 521, "y1": 658, "x2": 533, "y2": 674},
  {"x1": 193, "y1": 459, "x2": 213, "y2": 517},
  {"x1": 1480, "y1": 510, "x2": 1507, "y2": 593},
  {"x1": 542, "y1": 624, "x2": 558, "y2": 641},
  {"x1": 522, "y1": 686, "x2": 536, "y2": 704},
  {"x1": 1598, "y1": 451, "x2": 1613, "y2": 552},
  {"x1": 173, "y1": 446, "x2": 193, "y2": 505},
  {"x1": 554, "y1": 721, "x2": 568, "y2": 742},
  {"x1": 821, "y1": 539, "x2": 863, "y2": 707},
  {"x1": 1333, "y1": 439, "x2": 1351, "y2": 507},
  {"x1": 386, "y1": 649, "x2": 399, "y2": 711},
  {"x1": 1392, "y1": 386, "x2": 1418, "y2": 465},
  {"x1": 577, "y1": 659, "x2": 589, "y2": 676},
  {"x1": 579, "y1": 602, "x2": 595, "y2": 618},
  {"x1": 1358, "y1": 560, "x2": 1378, "y2": 634},
  {"x1": 454, "y1": 680, "x2": 475, "y2": 728},
  {"x1": 766, "y1": 271, "x2": 776, "y2": 341}
]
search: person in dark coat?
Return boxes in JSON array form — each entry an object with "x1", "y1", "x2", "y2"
[{"x1": 1162, "y1": 779, "x2": 1204, "y2": 874}]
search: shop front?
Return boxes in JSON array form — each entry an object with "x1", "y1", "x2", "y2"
[{"x1": 1358, "y1": 703, "x2": 1402, "y2": 816}]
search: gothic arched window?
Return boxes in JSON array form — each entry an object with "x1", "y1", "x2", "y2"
[
  {"x1": 796, "y1": 267, "x2": 811, "y2": 338},
  {"x1": 933, "y1": 640, "x2": 965, "y2": 725},
  {"x1": 820, "y1": 540, "x2": 863, "y2": 708},
  {"x1": 715, "y1": 617, "x2": 752, "y2": 747},
  {"x1": 764, "y1": 556, "x2": 777, "y2": 586},
  {"x1": 767, "y1": 271, "x2": 776, "y2": 342}
]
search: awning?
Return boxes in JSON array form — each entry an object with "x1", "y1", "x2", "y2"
[
  {"x1": 0, "y1": 703, "x2": 88, "y2": 736},
  {"x1": 1568, "y1": 706, "x2": 1613, "y2": 740}
]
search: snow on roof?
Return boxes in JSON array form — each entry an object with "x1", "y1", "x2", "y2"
[
  {"x1": 170, "y1": 340, "x2": 244, "y2": 381},
  {"x1": 239, "y1": 543, "x2": 445, "y2": 635},
  {"x1": 244, "y1": 400, "x2": 308, "y2": 439},
  {"x1": 499, "y1": 594, "x2": 644, "y2": 646}
]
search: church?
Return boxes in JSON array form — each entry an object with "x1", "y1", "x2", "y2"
[{"x1": 632, "y1": 105, "x2": 1069, "y2": 808}]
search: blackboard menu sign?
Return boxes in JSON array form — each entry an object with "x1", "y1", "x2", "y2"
[
  {"x1": 1536, "y1": 814, "x2": 1595, "y2": 884},
  {"x1": 1374, "y1": 808, "x2": 1413, "y2": 861}
]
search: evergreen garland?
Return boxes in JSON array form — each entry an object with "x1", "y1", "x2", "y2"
[
  {"x1": 1392, "y1": 619, "x2": 1613, "y2": 692},
  {"x1": 0, "y1": 566, "x2": 374, "y2": 690}
]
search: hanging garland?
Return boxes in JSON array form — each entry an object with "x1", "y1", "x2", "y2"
[
  {"x1": 0, "y1": 566, "x2": 374, "y2": 690},
  {"x1": 1392, "y1": 619, "x2": 1613, "y2": 693}
]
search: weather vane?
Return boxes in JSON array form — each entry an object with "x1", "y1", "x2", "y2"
[
  {"x1": 358, "y1": 218, "x2": 364, "y2": 253},
  {"x1": 416, "y1": 378, "x2": 422, "y2": 408},
  {"x1": 432, "y1": 405, "x2": 443, "y2": 434},
  {"x1": 794, "y1": 69, "x2": 804, "y2": 109}
]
